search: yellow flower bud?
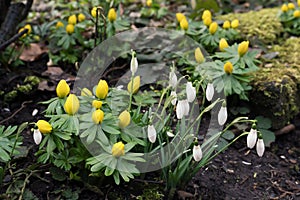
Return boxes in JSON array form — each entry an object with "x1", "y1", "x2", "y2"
[
  {"x1": 56, "y1": 21, "x2": 64, "y2": 28},
  {"x1": 68, "y1": 15, "x2": 77, "y2": 25},
  {"x1": 24, "y1": 24, "x2": 32, "y2": 34},
  {"x1": 176, "y1": 13, "x2": 185, "y2": 23},
  {"x1": 81, "y1": 88, "x2": 92, "y2": 96},
  {"x1": 77, "y1": 13, "x2": 85, "y2": 22},
  {"x1": 146, "y1": 0, "x2": 152, "y2": 7},
  {"x1": 219, "y1": 38, "x2": 229, "y2": 52},
  {"x1": 108, "y1": 8, "x2": 117, "y2": 22},
  {"x1": 231, "y1": 19, "x2": 239, "y2": 29},
  {"x1": 111, "y1": 141, "x2": 125, "y2": 157},
  {"x1": 91, "y1": 7, "x2": 98, "y2": 18},
  {"x1": 224, "y1": 61, "x2": 233, "y2": 74},
  {"x1": 66, "y1": 24, "x2": 74, "y2": 34},
  {"x1": 209, "y1": 22, "x2": 218, "y2": 35},
  {"x1": 222, "y1": 20, "x2": 230, "y2": 29},
  {"x1": 18, "y1": 28, "x2": 27, "y2": 38},
  {"x1": 92, "y1": 100, "x2": 103, "y2": 109},
  {"x1": 298, "y1": 0, "x2": 300, "y2": 7},
  {"x1": 180, "y1": 18, "x2": 189, "y2": 30},
  {"x1": 127, "y1": 76, "x2": 140, "y2": 94},
  {"x1": 56, "y1": 79, "x2": 70, "y2": 98},
  {"x1": 195, "y1": 47, "x2": 205, "y2": 63},
  {"x1": 288, "y1": 3, "x2": 295, "y2": 10},
  {"x1": 203, "y1": 17, "x2": 212, "y2": 26},
  {"x1": 281, "y1": 4, "x2": 288, "y2": 12},
  {"x1": 118, "y1": 110, "x2": 131, "y2": 129},
  {"x1": 36, "y1": 120, "x2": 52, "y2": 134},
  {"x1": 202, "y1": 10, "x2": 212, "y2": 20},
  {"x1": 294, "y1": 10, "x2": 300, "y2": 18},
  {"x1": 92, "y1": 109, "x2": 104, "y2": 124},
  {"x1": 95, "y1": 80, "x2": 109, "y2": 99},
  {"x1": 238, "y1": 41, "x2": 249, "y2": 57},
  {"x1": 64, "y1": 94, "x2": 80, "y2": 115}
]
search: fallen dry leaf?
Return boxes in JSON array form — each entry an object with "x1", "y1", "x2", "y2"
[{"x1": 19, "y1": 43, "x2": 48, "y2": 62}]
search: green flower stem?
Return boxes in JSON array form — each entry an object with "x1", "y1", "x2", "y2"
[{"x1": 128, "y1": 74, "x2": 134, "y2": 111}]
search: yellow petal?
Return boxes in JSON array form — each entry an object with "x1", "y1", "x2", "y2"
[
  {"x1": 95, "y1": 80, "x2": 109, "y2": 99},
  {"x1": 108, "y1": 8, "x2": 117, "y2": 22},
  {"x1": 36, "y1": 120, "x2": 52, "y2": 134},
  {"x1": 92, "y1": 109, "x2": 104, "y2": 124},
  {"x1": 209, "y1": 22, "x2": 218, "y2": 35},
  {"x1": 127, "y1": 76, "x2": 140, "y2": 94},
  {"x1": 238, "y1": 41, "x2": 249, "y2": 57},
  {"x1": 64, "y1": 94, "x2": 80, "y2": 115},
  {"x1": 111, "y1": 141, "x2": 125, "y2": 157},
  {"x1": 224, "y1": 61, "x2": 233, "y2": 74},
  {"x1": 118, "y1": 110, "x2": 131, "y2": 128},
  {"x1": 219, "y1": 38, "x2": 229, "y2": 52},
  {"x1": 195, "y1": 47, "x2": 205, "y2": 63},
  {"x1": 56, "y1": 79, "x2": 70, "y2": 98}
]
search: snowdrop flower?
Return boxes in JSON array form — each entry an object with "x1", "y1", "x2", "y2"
[
  {"x1": 206, "y1": 82, "x2": 214, "y2": 101},
  {"x1": 176, "y1": 100, "x2": 189, "y2": 119},
  {"x1": 170, "y1": 91, "x2": 177, "y2": 105},
  {"x1": 169, "y1": 70, "x2": 177, "y2": 89},
  {"x1": 218, "y1": 101, "x2": 227, "y2": 126},
  {"x1": 193, "y1": 144, "x2": 203, "y2": 161},
  {"x1": 186, "y1": 82, "x2": 196, "y2": 102},
  {"x1": 256, "y1": 132, "x2": 265, "y2": 157},
  {"x1": 247, "y1": 123, "x2": 257, "y2": 149},
  {"x1": 147, "y1": 125, "x2": 157, "y2": 143},
  {"x1": 33, "y1": 129, "x2": 42, "y2": 145},
  {"x1": 130, "y1": 50, "x2": 138, "y2": 75}
]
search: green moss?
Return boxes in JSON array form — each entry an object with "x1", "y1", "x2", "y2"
[{"x1": 217, "y1": 8, "x2": 283, "y2": 44}]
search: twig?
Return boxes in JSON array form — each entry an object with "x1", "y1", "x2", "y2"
[
  {"x1": 0, "y1": 28, "x2": 28, "y2": 51},
  {"x1": 275, "y1": 124, "x2": 295, "y2": 136},
  {"x1": 0, "y1": 100, "x2": 32, "y2": 124}
]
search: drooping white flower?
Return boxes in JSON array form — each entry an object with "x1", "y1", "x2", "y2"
[
  {"x1": 193, "y1": 144, "x2": 203, "y2": 161},
  {"x1": 169, "y1": 70, "x2": 178, "y2": 89},
  {"x1": 176, "y1": 99, "x2": 190, "y2": 119},
  {"x1": 170, "y1": 91, "x2": 177, "y2": 105},
  {"x1": 130, "y1": 51, "x2": 138, "y2": 75},
  {"x1": 247, "y1": 125, "x2": 257, "y2": 149},
  {"x1": 147, "y1": 125, "x2": 157, "y2": 143},
  {"x1": 218, "y1": 102, "x2": 227, "y2": 126},
  {"x1": 206, "y1": 83, "x2": 214, "y2": 101},
  {"x1": 183, "y1": 99, "x2": 190, "y2": 116},
  {"x1": 256, "y1": 138, "x2": 265, "y2": 157},
  {"x1": 33, "y1": 129, "x2": 42, "y2": 145},
  {"x1": 186, "y1": 82, "x2": 196, "y2": 102},
  {"x1": 166, "y1": 131, "x2": 175, "y2": 137}
]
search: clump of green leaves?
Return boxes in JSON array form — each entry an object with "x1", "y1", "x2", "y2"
[{"x1": 279, "y1": 2, "x2": 300, "y2": 35}]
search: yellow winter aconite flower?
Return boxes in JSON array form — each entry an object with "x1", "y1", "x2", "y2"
[
  {"x1": 294, "y1": 10, "x2": 300, "y2": 18},
  {"x1": 24, "y1": 24, "x2": 32, "y2": 34},
  {"x1": 203, "y1": 17, "x2": 212, "y2": 26},
  {"x1": 202, "y1": 10, "x2": 212, "y2": 20},
  {"x1": 209, "y1": 22, "x2": 218, "y2": 35},
  {"x1": 92, "y1": 109, "x2": 104, "y2": 124},
  {"x1": 66, "y1": 24, "x2": 74, "y2": 34},
  {"x1": 108, "y1": 8, "x2": 117, "y2": 22},
  {"x1": 180, "y1": 18, "x2": 189, "y2": 30},
  {"x1": 64, "y1": 94, "x2": 80, "y2": 115},
  {"x1": 281, "y1": 4, "x2": 288, "y2": 12},
  {"x1": 224, "y1": 61, "x2": 233, "y2": 74},
  {"x1": 176, "y1": 13, "x2": 185, "y2": 23},
  {"x1": 219, "y1": 38, "x2": 229, "y2": 51},
  {"x1": 118, "y1": 110, "x2": 131, "y2": 129},
  {"x1": 195, "y1": 47, "x2": 205, "y2": 63},
  {"x1": 95, "y1": 80, "x2": 109, "y2": 99},
  {"x1": 111, "y1": 141, "x2": 125, "y2": 157},
  {"x1": 68, "y1": 15, "x2": 77, "y2": 25},
  {"x1": 36, "y1": 120, "x2": 52, "y2": 134},
  {"x1": 127, "y1": 76, "x2": 140, "y2": 94},
  {"x1": 146, "y1": 0, "x2": 152, "y2": 7},
  {"x1": 56, "y1": 21, "x2": 64, "y2": 28},
  {"x1": 81, "y1": 88, "x2": 92, "y2": 96},
  {"x1": 77, "y1": 13, "x2": 86, "y2": 22},
  {"x1": 222, "y1": 20, "x2": 231, "y2": 29},
  {"x1": 238, "y1": 41, "x2": 249, "y2": 57},
  {"x1": 91, "y1": 7, "x2": 98, "y2": 18},
  {"x1": 298, "y1": 0, "x2": 300, "y2": 7},
  {"x1": 92, "y1": 100, "x2": 103, "y2": 109},
  {"x1": 56, "y1": 79, "x2": 70, "y2": 98},
  {"x1": 231, "y1": 19, "x2": 239, "y2": 29},
  {"x1": 288, "y1": 3, "x2": 295, "y2": 10}
]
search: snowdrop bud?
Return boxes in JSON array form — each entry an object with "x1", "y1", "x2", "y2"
[
  {"x1": 193, "y1": 144, "x2": 203, "y2": 161},
  {"x1": 170, "y1": 91, "x2": 177, "y2": 105},
  {"x1": 33, "y1": 129, "x2": 42, "y2": 145},
  {"x1": 169, "y1": 70, "x2": 177, "y2": 88},
  {"x1": 218, "y1": 101, "x2": 227, "y2": 126},
  {"x1": 247, "y1": 123, "x2": 257, "y2": 149},
  {"x1": 130, "y1": 50, "x2": 138, "y2": 75},
  {"x1": 147, "y1": 125, "x2": 157, "y2": 143},
  {"x1": 256, "y1": 132, "x2": 265, "y2": 157},
  {"x1": 167, "y1": 131, "x2": 175, "y2": 137},
  {"x1": 190, "y1": 0, "x2": 196, "y2": 10},
  {"x1": 206, "y1": 82, "x2": 214, "y2": 101},
  {"x1": 176, "y1": 100, "x2": 190, "y2": 119},
  {"x1": 186, "y1": 82, "x2": 196, "y2": 102}
]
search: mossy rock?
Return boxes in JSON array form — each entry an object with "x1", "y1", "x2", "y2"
[
  {"x1": 217, "y1": 8, "x2": 283, "y2": 44},
  {"x1": 250, "y1": 37, "x2": 300, "y2": 129}
]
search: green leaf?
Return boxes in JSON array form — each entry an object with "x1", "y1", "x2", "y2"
[
  {"x1": 256, "y1": 116, "x2": 272, "y2": 129},
  {"x1": 49, "y1": 167, "x2": 67, "y2": 181},
  {"x1": 261, "y1": 129, "x2": 275, "y2": 147},
  {"x1": 222, "y1": 130, "x2": 235, "y2": 140}
]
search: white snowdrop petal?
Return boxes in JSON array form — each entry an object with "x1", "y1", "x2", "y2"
[
  {"x1": 247, "y1": 129, "x2": 257, "y2": 149},
  {"x1": 167, "y1": 131, "x2": 175, "y2": 137},
  {"x1": 169, "y1": 71, "x2": 178, "y2": 88},
  {"x1": 176, "y1": 100, "x2": 184, "y2": 119},
  {"x1": 218, "y1": 106, "x2": 227, "y2": 126},
  {"x1": 170, "y1": 91, "x2": 177, "y2": 106},
  {"x1": 256, "y1": 139, "x2": 265, "y2": 157},
  {"x1": 183, "y1": 99, "x2": 190, "y2": 116},
  {"x1": 32, "y1": 109, "x2": 38, "y2": 117},
  {"x1": 186, "y1": 82, "x2": 196, "y2": 102},
  {"x1": 33, "y1": 129, "x2": 42, "y2": 145},
  {"x1": 206, "y1": 83, "x2": 214, "y2": 101},
  {"x1": 130, "y1": 57, "x2": 138, "y2": 74},
  {"x1": 193, "y1": 145, "x2": 203, "y2": 161},
  {"x1": 147, "y1": 125, "x2": 157, "y2": 143}
]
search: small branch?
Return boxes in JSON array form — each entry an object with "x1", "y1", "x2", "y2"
[
  {"x1": 0, "y1": 100, "x2": 32, "y2": 124},
  {"x1": 0, "y1": 28, "x2": 28, "y2": 51},
  {"x1": 275, "y1": 124, "x2": 295, "y2": 136}
]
